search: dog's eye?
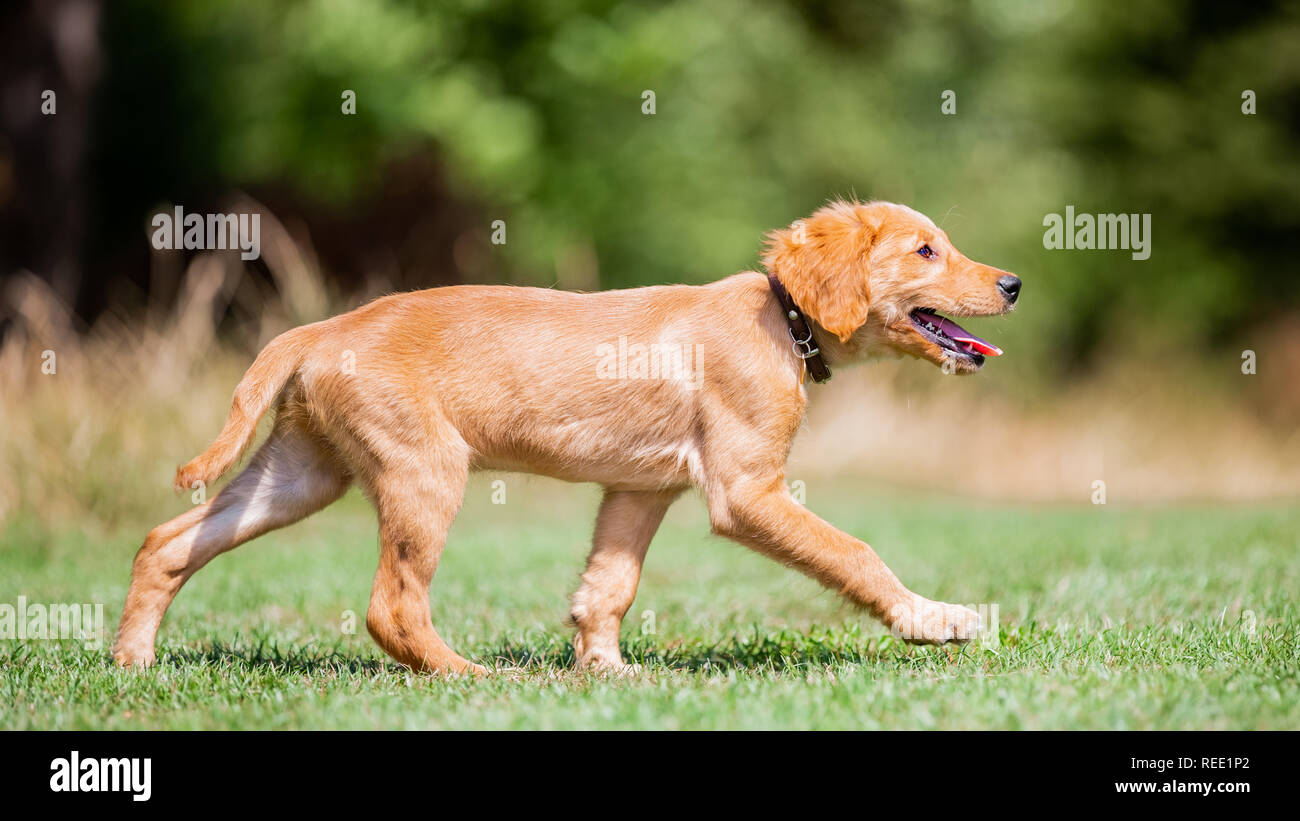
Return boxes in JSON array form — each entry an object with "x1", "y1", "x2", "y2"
[{"x1": 917, "y1": 244, "x2": 936, "y2": 260}]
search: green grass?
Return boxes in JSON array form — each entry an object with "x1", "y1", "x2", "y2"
[{"x1": 2, "y1": 476, "x2": 1297, "y2": 729}]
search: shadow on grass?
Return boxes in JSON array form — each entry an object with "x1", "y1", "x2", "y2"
[
  {"x1": 153, "y1": 628, "x2": 904, "y2": 677},
  {"x1": 483, "y1": 628, "x2": 900, "y2": 674},
  {"x1": 161, "y1": 639, "x2": 392, "y2": 676}
]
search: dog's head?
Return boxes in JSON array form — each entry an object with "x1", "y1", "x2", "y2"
[{"x1": 762, "y1": 200, "x2": 1020, "y2": 374}]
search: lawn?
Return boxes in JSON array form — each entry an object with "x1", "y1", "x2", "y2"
[{"x1": 2, "y1": 476, "x2": 1296, "y2": 730}]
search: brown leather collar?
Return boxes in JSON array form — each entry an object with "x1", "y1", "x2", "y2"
[{"x1": 766, "y1": 273, "x2": 832, "y2": 383}]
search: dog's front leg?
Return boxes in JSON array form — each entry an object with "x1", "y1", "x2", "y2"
[{"x1": 709, "y1": 479, "x2": 980, "y2": 644}]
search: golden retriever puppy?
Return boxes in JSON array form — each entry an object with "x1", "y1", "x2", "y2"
[{"x1": 112, "y1": 199, "x2": 1020, "y2": 675}]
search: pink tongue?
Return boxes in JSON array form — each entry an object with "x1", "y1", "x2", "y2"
[{"x1": 931, "y1": 314, "x2": 1003, "y2": 357}]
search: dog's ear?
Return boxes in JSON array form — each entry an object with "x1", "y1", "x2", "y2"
[{"x1": 761, "y1": 202, "x2": 876, "y2": 342}]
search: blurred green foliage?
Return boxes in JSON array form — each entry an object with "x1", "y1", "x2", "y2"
[{"x1": 94, "y1": 0, "x2": 1299, "y2": 375}]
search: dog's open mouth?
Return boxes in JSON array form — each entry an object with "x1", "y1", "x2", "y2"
[{"x1": 909, "y1": 308, "x2": 1003, "y2": 362}]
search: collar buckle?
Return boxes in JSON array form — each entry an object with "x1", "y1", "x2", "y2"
[{"x1": 766, "y1": 273, "x2": 832, "y2": 384}]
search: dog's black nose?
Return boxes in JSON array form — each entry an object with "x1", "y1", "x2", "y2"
[{"x1": 997, "y1": 275, "x2": 1021, "y2": 304}]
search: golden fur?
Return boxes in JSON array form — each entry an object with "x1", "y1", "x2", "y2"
[{"x1": 113, "y1": 200, "x2": 1019, "y2": 674}]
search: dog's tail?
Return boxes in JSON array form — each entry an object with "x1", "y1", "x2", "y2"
[{"x1": 172, "y1": 325, "x2": 314, "y2": 493}]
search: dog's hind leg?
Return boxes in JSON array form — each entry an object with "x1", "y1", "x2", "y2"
[
  {"x1": 113, "y1": 417, "x2": 350, "y2": 667},
  {"x1": 362, "y1": 439, "x2": 483, "y2": 676},
  {"x1": 570, "y1": 488, "x2": 681, "y2": 672}
]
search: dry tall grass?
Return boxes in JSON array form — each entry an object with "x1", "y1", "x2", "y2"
[
  {"x1": 797, "y1": 363, "x2": 1300, "y2": 503},
  {"x1": 3, "y1": 209, "x2": 1297, "y2": 535},
  {"x1": 0, "y1": 205, "x2": 345, "y2": 531}
]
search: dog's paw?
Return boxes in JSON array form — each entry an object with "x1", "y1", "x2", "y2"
[
  {"x1": 574, "y1": 645, "x2": 640, "y2": 676},
  {"x1": 111, "y1": 642, "x2": 157, "y2": 668},
  {"x1": 888, "y1": 596, "x2": 982, "y2": 645},
  {"x1": 589, "y1": 660, "x2": 643, "y2": 677}
]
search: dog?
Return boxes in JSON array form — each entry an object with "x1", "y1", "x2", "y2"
[{"x1": 112, "y1": 199, "x2": 1020, "y2": 675}]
